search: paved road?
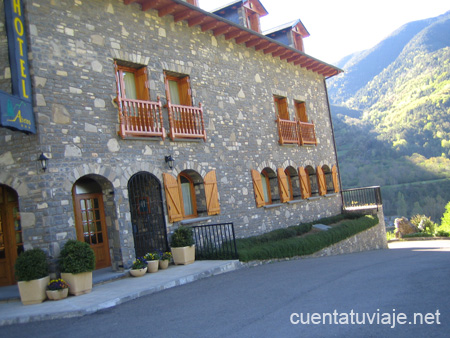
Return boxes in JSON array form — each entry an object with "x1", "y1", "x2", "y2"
[{"x1": 1, "y1": 240, "x2": 449, "y2": 337}]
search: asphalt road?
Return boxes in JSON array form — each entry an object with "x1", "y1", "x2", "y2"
[{"x1": 1, "y1": 240, "x2": 449, "y2": 338}]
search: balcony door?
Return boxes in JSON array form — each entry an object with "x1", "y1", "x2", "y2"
[
  {"x1": 0, "y1": 185, "x2": 23, "y2": 286},
  {"x1": 72, "y1": 178, "x2": 111, "y2": 270}
]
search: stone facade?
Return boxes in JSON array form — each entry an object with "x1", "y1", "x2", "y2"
[{"x1": 0, "y1": 0, "x2": 342, "y2": 270}]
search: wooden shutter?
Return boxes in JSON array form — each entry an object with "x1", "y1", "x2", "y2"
[
  {"x1": 251, "y1": 169, "x2": 265, "y2": 207},
  {"x1": 135, "y1": 67, "x2": 150, "y2": 101},
  {"x1": 317, "y1": 166, "x2": 327, "y2": 196},
  {"x1": 163, "y1": 173, "x2": 183, "y2": 222},
  {"x1": 298, "y1": 166, "x2": 311, "y2": 199},
  {"x1": 204, "y1": 170, "x2": 220, "y2": 215},
  {"x1": 275, "y1": 97, "x2": 289, "y2": 120},
  {"x1": 296, "y1": 102, "x2": 308, "y2": 122},
  {"x1": 179, "y1": 76, "x2": 192, "y2": 106},
  {"x1": 114, "y1": 61, "x2": 124, "y2": 99},
  {"x1": 277, "y1": 168, "x2": 289, "y2": 203},
  {"x1": 332, "y1": 165, "x2": 340, "y2": 193}
]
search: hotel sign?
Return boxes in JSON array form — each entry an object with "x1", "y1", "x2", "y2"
[{"x1": 0, "y1": 0, "x2": 35, "y2": 134}]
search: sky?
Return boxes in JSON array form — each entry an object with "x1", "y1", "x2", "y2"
[{"x1": 199, "y1": 0, "x2": 450, "y2": 65}]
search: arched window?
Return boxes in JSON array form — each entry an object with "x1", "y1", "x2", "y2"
[
  {"x1": 305, "y1": 166, "x2": 318, "y2": 196},
  {"x1": 261, "y1": 171, "x2": 271, "y2": 204},
  {"x1": 251, "y1": 168, "x2": 278, "y2": 207},
  {"x1": 285, "y1": 166, "x2": 301, "y2": 200},
  {"x1": 323, "y1": 165, "x2": 335, "y2": 194}
]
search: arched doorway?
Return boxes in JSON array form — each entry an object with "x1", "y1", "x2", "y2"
[
  {"x1": 128, "y1": 172, "x2": 168, "y2": 257},
  {"x1": 0, "y1": 185, "x2": 23, "y2": 286},
  {"x1": 72, "y1": 178, "x2": 111, "y2": 269}
]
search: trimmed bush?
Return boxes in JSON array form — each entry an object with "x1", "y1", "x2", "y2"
[
  {"x1": 14, "y1": 248, "x2": 49, "y2": 282},
  {"x1": 59, "y1": 240, "x2": 95, "y2": 274},
  {"x1": 170, "y1": 226, "x2": 195, "y2": 247},
  {"x1": 237, "y1": 215, "x2": 379, "y2": 261}
]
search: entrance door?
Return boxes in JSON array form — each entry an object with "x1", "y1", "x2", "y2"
[
  {"x1": 73, "y1": 180, "x2": 111, "y2": 270},
  {"x1": 128, "y1": 172, "x2": 168, "y2": 257},
  {"x1": 0, "y1": 185, "x2": 24, "y2": 286}
]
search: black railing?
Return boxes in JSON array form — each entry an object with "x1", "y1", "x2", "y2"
[
  {"x1": 192, "y1": 223, "x2": 238, "y2": 260},
  {"x1": 342, "y1": 186, "x2": 383, "y2": 211}
]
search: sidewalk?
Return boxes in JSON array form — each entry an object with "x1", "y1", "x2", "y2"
[{"x1": 0, "y1": 260, "x2": 242, "y2": 326}]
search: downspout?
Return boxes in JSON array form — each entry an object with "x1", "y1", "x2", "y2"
[{"x1": 323, "y1": 78, "x2": 344, "y2": 209}]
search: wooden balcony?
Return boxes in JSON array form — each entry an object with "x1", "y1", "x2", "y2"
[
  {"x1": 299, "y1": 121, "x2": 317, "y2": 145},
  {"x1": 276, "y1": 117, "x2": 300, "y2": 145},
  {"x1": 277, "y1": 118, "x2": 317, "y2": 146},
  {"x1": 167, "y1": 102, "x2": 207, "y2": 141},
  {"x1": 118, "y1": 97, "x2": 165, "y2": 139}
]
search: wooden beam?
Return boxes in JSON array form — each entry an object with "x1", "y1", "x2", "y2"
[
  {"x1": 158, "y1": 3, "x2": 177, "y2": 17},
  {"x1": 213, "y1": 25, "x2": 232, "y2": 37},
  {"x1": 280, "y1": 51, "x2": 295, "y2": 60},
  {"x1": 254, "y1": 40, "x2": 270, "y2": 51},
  {"x1": 225, "y1": 29, "x2": 242, "y2": 40},
  {"x1": 272, "y1": 48, "x2": 287, "y2": 57},
  {"x1": 188, "y1": 14, "x2": 206, "y2": 27},
  {"x1": 141, "y1": 0, "x2": 163, "y2": 11},
  {"x1": 263, "y1": 44, "x2": 280, "y2": 54},
  {"x1": 245, "y1": 37, "x2": 262, "y2": 48},
  {"x1": 124, "y1": 0, "x2": 140, "y2": 5},
  {"x1": 174, "y1": 9, "x2": 193, "y2": 23},
  {"x1": 287, "y1": 54, "x2": 302, "y2": 63},
  {"x1": 201, "y1": 19, "x2": 219, "y2": 32},
  {"x1": 235, "y1": 33, "x2": 253, "y2": 44}
]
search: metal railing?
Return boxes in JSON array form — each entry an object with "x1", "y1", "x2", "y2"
[
  {"x1": 342, "y1": 186, "x2": 383, "y2": 211},
  {"x1": 192, "y1": 222, "x2": 238, "y2": 260},
  {"x1": 167, "y1": 102, "x2": 207, "y2": 141},
  {"x1": 118, "y1": 97, "x2": 165, "y2": 139}
]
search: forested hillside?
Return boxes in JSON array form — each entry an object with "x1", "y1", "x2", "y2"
[{"x1": 327, "y1": 11, "x2": 450, "y2": 222}]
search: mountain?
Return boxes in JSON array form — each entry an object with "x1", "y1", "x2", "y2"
[{"x1": 327, "y1": 11, "x2": 450, "y2": 222}]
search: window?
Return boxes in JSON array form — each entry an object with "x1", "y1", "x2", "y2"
[
  {"x1": 298, "y1": 166, "x2": 311, "y2": 199},
  {"x1": 295, "y1": 100, "x2": 308, "y2": 122},
  {"x1": 285, "y1": 166, "x2": 302, "y2": 200},
  {"x1": 243, "y1": 1, "x2": 265, "y2": 33},
  {"x1": 115, "y1": 63, "x2": 149, "y2": 101},
  {"x1": 274, "y1": 96, "x2": 289, "y2": 120},
  {"x1": 164, "y1": 72, "x2": 191, "y2": 106},
  {"x1": 163, "y1": 171, "x2": 220, "y2": 222},
  {"x1": 251, "y1": 168, "x2": 280, "y2": 207},
  {"x1": 320, "y1": 165, "x2": 340, "y2": 194},
  {"x1": 179, "y1": 173, "x2": 196, "y2": 218},
  {"x1": 305, "y1": 166, "x2": 319, "y2": 196}
]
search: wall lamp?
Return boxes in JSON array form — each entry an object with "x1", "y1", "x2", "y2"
[
  {"x1": 38, "y1": 153, "x2": 49, "y2": 172},
  {"x1": 165, "y1": 155, "x2": 175, "y2": 170}
]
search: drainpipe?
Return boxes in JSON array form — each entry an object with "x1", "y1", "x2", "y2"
[{"x1": 323, "y1": 78, "x2": 344, "y2": 209}]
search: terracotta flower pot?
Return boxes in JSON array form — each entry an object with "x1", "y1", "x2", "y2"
[
  {"x1": 130, "y1": 267, "x2": 147, "y2": 277},
  {"x1": 46, "y1": 288, "x2": 69, "y2": 301},
  {"x1": 147, "y1": 260, "x2": 159, "y2": 273}
]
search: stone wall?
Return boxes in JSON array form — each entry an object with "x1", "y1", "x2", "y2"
[
  {"x1": 311, "y1": 209, "x2": 388, "y2": 258},
  {"x1": 0, "y1": 0, "x2": 342, "y2": 268}
]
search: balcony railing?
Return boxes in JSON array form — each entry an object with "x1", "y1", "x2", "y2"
[
  {"x1": 167, "y1": 102, "x2": 207, "y2": 141},
  {"x1": 277, "y1": 118, "x2": 317, "y2": 146},
  {"x1": 118, "y1": 97, "x2": 165, "y2": 139},
  {"x1": 342, "y1": 186, "x2": 383, "y2": 211},
  {"x1": 299, "y1": 121, "x2": 317, "y2": 145}
]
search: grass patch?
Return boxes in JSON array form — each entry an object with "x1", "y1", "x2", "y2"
[
  {"x1": 402, "y1": 232, "x2": 435, "y2": 238},
  {"x1": 236, "y1": 214, "x2": 378, "y2": 261}
]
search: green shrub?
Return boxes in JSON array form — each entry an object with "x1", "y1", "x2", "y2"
[
  {"x1": 410, "y1": 215, "x2": 436, "y2": 235},
  {"x1": 237, "y1": 214, "x2": 378, "y2": 261},
  {"x1": 59, "y1": 240, "x2": 95, "y2": 273},
  {"x1": 170, "y1": 226, "x2": 195, "y2": 247},
  {"x1": 403, "y1": 232, "x2": 434, "y2": 238},
  {"x1": 14, "y1": 248, "x2": 49, "y2": 282}
]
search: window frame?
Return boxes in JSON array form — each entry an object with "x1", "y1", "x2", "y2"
[
  {"x1": 274, "y1": 96, "x2": 289, "y2": 120},
  {"x1": 164, "y1": 73, "x2": 192, "y2": 107},
  {"x1": 261, "y1": 170, "x2": 272, "y2": 205},
  {"x1": 294, "y1": 100, "x2": 308, "y2": 122},
  {"x1": 178, "y1": 172, "x2": 198, "y2": 219},
  {"x1": 115, "y1": 63, "x2": 149, "y2": 101}
]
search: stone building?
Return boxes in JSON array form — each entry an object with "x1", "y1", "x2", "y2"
[{"x1": 0, "y1": 0, "x2": 343, "y2": 285}]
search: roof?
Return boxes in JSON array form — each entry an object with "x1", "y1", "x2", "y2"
[
  {"x1": 263, "y1": 19, "x2": 310, "y2": 38},
  {"x1": 212, "y1": 0, "x2": 268, "y2": 17},
  {"x1": 123, "y1": 0, "x2": 342, "y2": 78}
]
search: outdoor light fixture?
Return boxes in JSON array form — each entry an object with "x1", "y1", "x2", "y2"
[
  {"x1": 38, "y1": 153, "x2": 49, "y2": 172},
  {"x1": 165, "y1": 155, "x2": 175, "y2": 170}
]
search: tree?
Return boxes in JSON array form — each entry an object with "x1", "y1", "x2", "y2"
[
  {"x1": 441, "y1": 201, "x2": 450, "y2": 227},
  {"x1": 396, "y1": 192, "x2": 407, "y2": 217}
]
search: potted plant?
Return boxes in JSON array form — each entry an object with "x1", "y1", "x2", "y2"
[
  {"x1": 59, "y1": 240, "x2": 96, "y2": 296},
  {"x1": 14, "y1": 248, "x2": 50, "y2": 305},
  {"x1": 159, "y1": 251, "x2": 172, "y2": 269},
  {"x1": 170, "y1": 226, "x2": 195, "y2": 265},
  {"x1": 46, "y1": 278, "x2": 70, "y2": 301},
  {"x1": 144, "y1": 252, "x2": 160, "y2": 273},
  {"x1": 130, "y1": 257, "x2": 147, "y2": 277}
]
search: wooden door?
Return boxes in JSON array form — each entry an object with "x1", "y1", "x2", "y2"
[
  {"x1": 73, "y1": 193, "x2": 111, "y2": 269},
  {"x1": 0, "y1": 186, "x2": 23, "y2": 286}
]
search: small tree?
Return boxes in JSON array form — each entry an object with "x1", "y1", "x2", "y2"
[{"x1": 441, "y1": 201, "x2": 450, "y2": 228}]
